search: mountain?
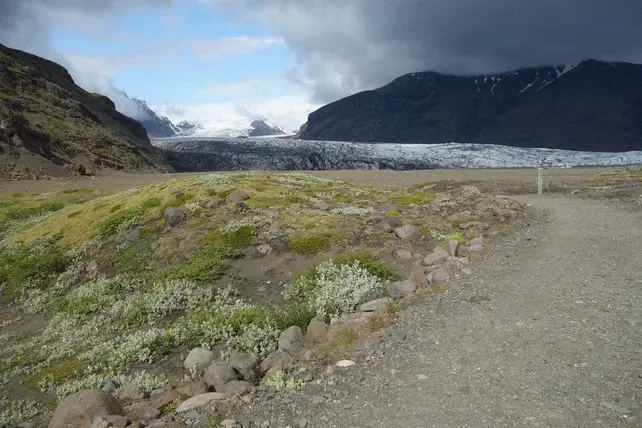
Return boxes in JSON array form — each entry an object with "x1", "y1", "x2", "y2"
[
  {"x1": 298, "y1": 60, "x2": 642, "y2": 152},
  {"x1": 130, "y1": 98, "x2": 178, "y2": 138},
  {"x1": 248, "y1": 119, "x2": 285, "y2": 137},
  {"x1": 0, "y1": 43, "x2": 169, "y2": 179},
  {"x1": 175, "y1": 120, "x2": 204, "y2": 136}
]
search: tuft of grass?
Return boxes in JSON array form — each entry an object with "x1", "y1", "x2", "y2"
[
  {"x1": 162, "y1": 192, "x2": 196, "y2": 209},
  {"x1": 115, "y1": 240, "x2": 153, "y2": 273},
  {"x1": 97, "y1": 206, "x2": 145, "y2": 236},
  {"x1": 316, "y1": 327, "x2": 359, "y2": 358},
  {"x1": 390, "y1": 190, "x2": 436, "y2": 207},
  {"x1": 288, "y1": 234, "x2": 331, "y2": 255},
  {"x1": 332, "y1": 251, "x2": 402, "y2": 281},
  {"x1": 385, "y1": 209, "x2": 400, "y2": 217},
  {"x1": 440, "y1": 233, "x2": 466, "y2": 245},
  {"x1": 22, "y1": 360, "x2": 83, "y2": 391}
]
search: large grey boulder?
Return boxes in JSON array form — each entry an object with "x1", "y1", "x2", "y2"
[
  {"x1": 278, "y1": 326, "x2": 304, "y2": 351},
  {"x1": 305, "y1": 319, "x2": 329, "y2": 344},
  {"x1": 422, "y1": 249, "x2": 449, "y2": 267},
  {"x1": 204, "y1": 362, "x2": 238, "y2": 391},
  {"x1": 394, "y1": 225, "x2": 421, "y2": 240},
  {"x1": 359, "y1": 297, "x2": 393, "y2": 313},
  {"x1": 228, "y1": 352, "x2": 260, "y2": 383},
  {"x1": 49, "y1": 390, "x2": 123, "y2": 428},
  {"x1": 175, "y1": 393, "x2": 227, "y2": 413},
  {"x1": 184, "y1": 348, "x2": 214, "y2": 373},
  {"x1": 260, "y1": 349, "x2": 295, "y2": 374},
  {"x1": 225, "y1": 190, "x2": 250, "y2": 203},
  {"x1": 164, "y1": 207, "x2": 186, "y2": 228},
  {"x1": 389, "y1": 279, "x2": 418, "y2": 299}
]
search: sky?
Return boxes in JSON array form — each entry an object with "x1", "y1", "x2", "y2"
[{"x1": 1, "y1": 0, "x2": 642, "y2": 134}]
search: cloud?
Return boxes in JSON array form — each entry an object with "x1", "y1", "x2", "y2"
[
  {"x1": 199, "y1": 79, "x2": 281, "y2": 99},
  {"x1": 200, "y1": 0, "x2": 642, "y2": 102},
  {"x1": 188, "y1": 36, "x2": 283, "y2": 60}
]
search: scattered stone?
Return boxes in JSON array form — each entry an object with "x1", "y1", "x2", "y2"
[
  {"x1": 204, "y1": 363, "x2": 238, "y2": 391},
  {"x1": 231, "y1": 201, "x2": 249, "y2": 213},
  {"x1": 458, "y1": 246, "x2": 470, "y2": 257},
  {"x1": 395, "y1": 249, "x2": 413, "y2": 259},
  {"x1": 278, "y1": 326, "x2": 304, "y2": 351},
  {"x1": 462, "y1": 268, "x2": 473, "y2": 276},
  {"x1": 311, "y1": 395, "x2": 325, "y2": 405},
  {"x1": 226, "y1": 190, "x2": 250, "y2": 203},
  {"x1": 175, "y1": 393, "x2": 227, "y2": 413},
  {"x1": 305, "y1": 319, "x2": 329, "y2": 344},
  {"x1": 417, "y1": 374, "x2": 428, "y2": 380},
  {"x1": 49, "y1": 390, "x2": 124, "y2": 428},
  {"x1": 429, "y1": 268, "x2": 449, "y2": 284},
  {"x1": 312, "y1": 200, "x2": 330, "y2": 210},
  {"x1": 220, "y1": 380, "x2": 251, "y2": 396},
  {"x1": 228, "y1": 353, "x2": 260, "y2": 384},
  {"x1": 176, "y1": 382, "x2": 208, "y2": 398},
  {"x1": 297, "y1": 418, "x2": 309, "y2": 428},
  {"x1": 391, "y1": 329, "x2": 408, "y2": 343},
  {"x1": 125, "y1": 402, "x2": 160, "y2": 420},
  {"x1": 152, "y1": 390, "x2": 182, "y2": 411},
  {"x1": 184, "y1": 348, "x2": 214, "y2": 373},
  {"x1": 260, "y1": 350, "x2": 295, "y2": 374},
  {"x1": 468, "y1": 244, "x2": 484, "y2": 253},
  {"x1": 164, "y1": 207, "x2": 186, "y2": 228},
  {"x1": 409, "y1": 263, "x2": 427, "y2": 287},
  {"x1": 256, "y1": 244, "x2": 273, "y2": 256},
  {"x1": 394, "y1": 225, "x2": 420, "y2": 240},
  {"x1": 101, "y1": 380, "x2": 118, "y2": 395},
  {"x1": 221, "y1": 420, "x2": 238, "y2": 428},
  {"x1": 447, "y1": 239, "x2": 459, "y2": 257},
  {"x1": 389, "y1": 279, "x2": 417, "y2": 299},
  {"x1": 336, "y1": 360, "x2": 355, "y2": 368},
  {"x1": 375, "y1": 221, "x2": 393, "y2": 233},
  {"x1": 359, "y1": 297, "x2": 393, "y2": 313},
  {"x1": 117, "y1": 384, "x2": 145, "y2": 404},
  {"x1": 387, "y1": 218, "x2": 403, "y2": 228},
  {"x1": 422, "y1": 249, "x2": 450, "y2": 267}
]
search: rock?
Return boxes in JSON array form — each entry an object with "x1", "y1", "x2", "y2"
[
  {"x1": 393, "y1": 225, "x2": 420, "y2": 240},
  {"x1": 118, "y1": 383, "x2": 145, "y2": 404},
  {"x1": 231, "y1": 201, "x2": 249, "y2": 213},
  {"x1": 125, "y1": 402, "x2": 160, "y2": 420},
  {"x1": 395, "y1": 249, "x2": 413, "y2": 259},
  {"x1": 89, "y1": 417, "x2": 110, "y2": 428},
  {"x1": 176, "y1": 382, "x2": 208, "y2": 398},
  {"x1": 278, "y1": 326, "x2": 304, "y2": 351},
  {"x1": 104, "y1": 415, "x2": 131, "y2": 428},
  {"x1": 468, "y1": 236, "x2": 484, "y2": 247},
  {"x1": 359, "y1": 297, "x2": 393, "y2": 313},
  {"x1": 335, "y1": 360, "x2": 355, "y2": 367},
  {"x1": 310, "y1": 395, "x2": 325, "y2": 405},
  {"x1": 305, "y1": 319, "x2": 329, "y2": 344},
  {"x1": 184, "y1": 348, "x2": 214, "y2": 373},
  {"x1": 312, "y1": 200, "x2": 330, "y2": 210},
  {"x1": 387, "y1": 217, "x2": 403, "y2": 228},
  {"x1": 429, "y1": 268, "x2": 449, "y2": 284},
  {"x1": 226, "y1": 190, "x2": 250, "y2": 203},
  {"x1": 175, "y1": 393, "x2": 227, "y2": 413},
  {"x1": 164, "y1": 207, "x2": 186, "y2": 228},
  {"x1": 49, "y1": 390, "x2": 124, "y2": 428},
  {"x1": 204, "y1": 363, "x2": 238, "y2": 391},
  {"x1": 422, "y1": 248, "x2": 450, "y2": 267},
  {"x1": 462, "y1": 268, "x2": 473, "y2": 276},
  {"x1": 220, "y1": 420, "x2": 238, "y2": 428},
  {"x1": 389, "y1": 279, "x2": 417, "y2": 299},
  {"x1": 101, "y1": 380, "x2": 118, "y2": 395},
  {"x1": 152, "y1": 390, "x2": 182, "y2": 411},
  {"x1": 446, "y1": 240, "x2": 459, "y2": 257},
  {"x1": 375, "y1": 221, "x2": 393, "y2": 233},
  {"x1": 219, "y1": 380, "x2": 251, "y2": 396},
  {"x1": 256, "y1": 244, "x2": 273, "y2": 256},
  {"x1": 458, "y1": 246, "x2": 470, "y2": 257},
  {"x1": 228, "y1": 353, "x2": 260, "y2": 383},
  {"x1": 297, "y1": 418, "x2": 309, "y2": 428},
  {"x1": 260, "y1": 350, "x2": 295, "y2": 374},
  {"x1": 469, "y1": 244, "x2": 484, "y2": 253},
  {"x1": 409, "y1": 263, "x2": 427, "y2": 287}
]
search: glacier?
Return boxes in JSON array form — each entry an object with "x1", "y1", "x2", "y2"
[{"x1": 154, "y1": 137, "x2": 642, "y2": 171}]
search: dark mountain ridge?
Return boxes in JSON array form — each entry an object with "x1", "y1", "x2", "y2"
[{"x1": 298, "y1": 59, "x2": 642, "y2": 152}]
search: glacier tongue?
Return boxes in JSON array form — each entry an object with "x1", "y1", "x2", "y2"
[{"x1": 155, "y1": 137, "x2": 642, "y2": 171}]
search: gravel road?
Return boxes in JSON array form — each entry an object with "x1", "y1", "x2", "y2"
[{"x1": 246, "y1": 197, "x2": 641, "y2": 427}]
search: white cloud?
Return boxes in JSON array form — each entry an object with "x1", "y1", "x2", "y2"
[
  {"x1": 187, "y1": 36, "x2": 283, "y2": 60},
  {"x1": 199, "y1": 79, "x2": 281, "y2": 99},
  {"x1": 154, "y1": 91, "x2": 321, "y2": 135}
]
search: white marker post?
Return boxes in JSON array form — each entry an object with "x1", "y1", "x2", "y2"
[{"x1": 537, "y1": 168, "x2": 543, "y2": 195}]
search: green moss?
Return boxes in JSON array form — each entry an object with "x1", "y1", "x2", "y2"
[
  {"x1": 97, "y1": 206, "x2": 145, "y2": 236},
  {"x1": 0, "y1": 241, "x2": 68, "y2": 300},
  {"x1": 109, "y1": 204, "x2": 124, "y2": 213},
  {"x1": 140, "y1": 197, "x2": 162, "y2": 210},
  {"x1": 391, "y1": 190, "x2": 436, "y2": 207},
  {"x1": 225, "y1": 225, "x2": 256, "y2": 247},
  {"x1": 385, "y1": 209, "x2": 400, "y2": 217},
  {"x1": 162, "y1": 192, "x2": 196, "y2": 209},
  {"x1": 22, "y1": 360, "x2": 83, "y2": 390},
  {"x1": 175, "y1": 230, "x2": 239, "y2": 282},
  {"x1": 288, "y1": 234, "x2": 331, "y2": 255},
  {"x1": 440, "y1": 233, "x2": 466, "y2": 245},
  {"x1": 67, "y1": 211, "x2": 81, "y2": 219},
  {"x1": 115, "y1": 240, "x2": 153, "y2": 273}
]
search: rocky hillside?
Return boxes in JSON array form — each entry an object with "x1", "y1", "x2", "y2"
[
  {"x1": 0, "y1": 172, "x2": 525, "y2": 427},
  {"x1": 0, "y1": 43, "x2": 170, "y2": 179},
  {"x1": 298, "y1": 60, "x2": 642, "y2": 152}
]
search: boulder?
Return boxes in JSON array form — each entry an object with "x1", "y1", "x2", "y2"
[
  {"x1": 175, "y1": 393, "x2": 227, "y2": 413},
  {"x1": 446, "y1": 240, "x2": 459, "y2": 257},
  {"x1": 409, "y1": 263, "x2": 428, "y2": 287},
  {"x1": 256, "y1": 244, "x2": 273, "y2": 256},
  {"x1": 49, "y1": 390, "x2": 123, "y2": 428},
  {"x1": 104, "y1": 415, "x2": 132, "y2": 428},
  {"x1": 395, "y1": 249, "x2": 413, "y2": 259},
  {"x1": 387, "y1": 217, "x2": 404, "y2": 228},
  {"x1": 422, "y1": 249, "x2": 449, "y2": 267},
  {"x1": 204, "y1": 363, "x2": 238, "y2": 391},
  {"x1": 164, "y1": 207, "x2": 186, "y2": 228},
  {"x1": 116, "y1": 384, "x2": 144, "y2": 404},
  {"x1": 176, "y1": 382, "x2": 208, "y2": 398},
  {"x1": 468, "y1": 236, "x2": 484, "y2": 247},
  {"x1": 428, "y1": 268, "x2": 449, "y2": 284},
  {"x1": 278, "y1": 326, "x2": 304, "y2": 351},
  {"x1": 184, "y1": 348, "x2": 214, "y2": 373},
  {"x1": 394, "y1": 225, "x2": 420, "y2": 240},
  {"x1": 228, "y1": 353, "x2": 260, "y2": 383},
  {"x1": 375, "y1": 221, "x2": 394, "y2": 233},
  {"x1": 359, "y1": 297, "x2": 393, "y2": 313},
  {"x1": 260, "y1": 350, "x2": 295, "y2": 374},
  {"x1": 225, "y1": 190, "x2": 250, "y2": 203},
  {"x1": 219, "y1": 380, "x2": 251, "y2": 396},
  {"x1": 305, "y1": 319, "x2": 329, "y2": 344},
  {"x1": 89, "y1": 417, "x2": 110, "y2": 428},
  {"x1": 389, "y1": 279, "x2": 417, "y2": 299},
  {"x1": 469, "y1": 244, "x2": 484, "y2": 253}
]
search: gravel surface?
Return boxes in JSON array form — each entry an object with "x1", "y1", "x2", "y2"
[{"x1": 240, "y1": 196, "x2": 641, "y2": 427}]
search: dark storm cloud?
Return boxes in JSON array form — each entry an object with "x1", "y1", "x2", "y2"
[{"x1": 204, "y1": 0, "x2": 642, "y2": 102}]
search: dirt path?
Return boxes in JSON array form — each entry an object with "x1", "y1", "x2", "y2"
[{"x1": 248, "y1": 197, "x2": 641, "y2": 427}]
